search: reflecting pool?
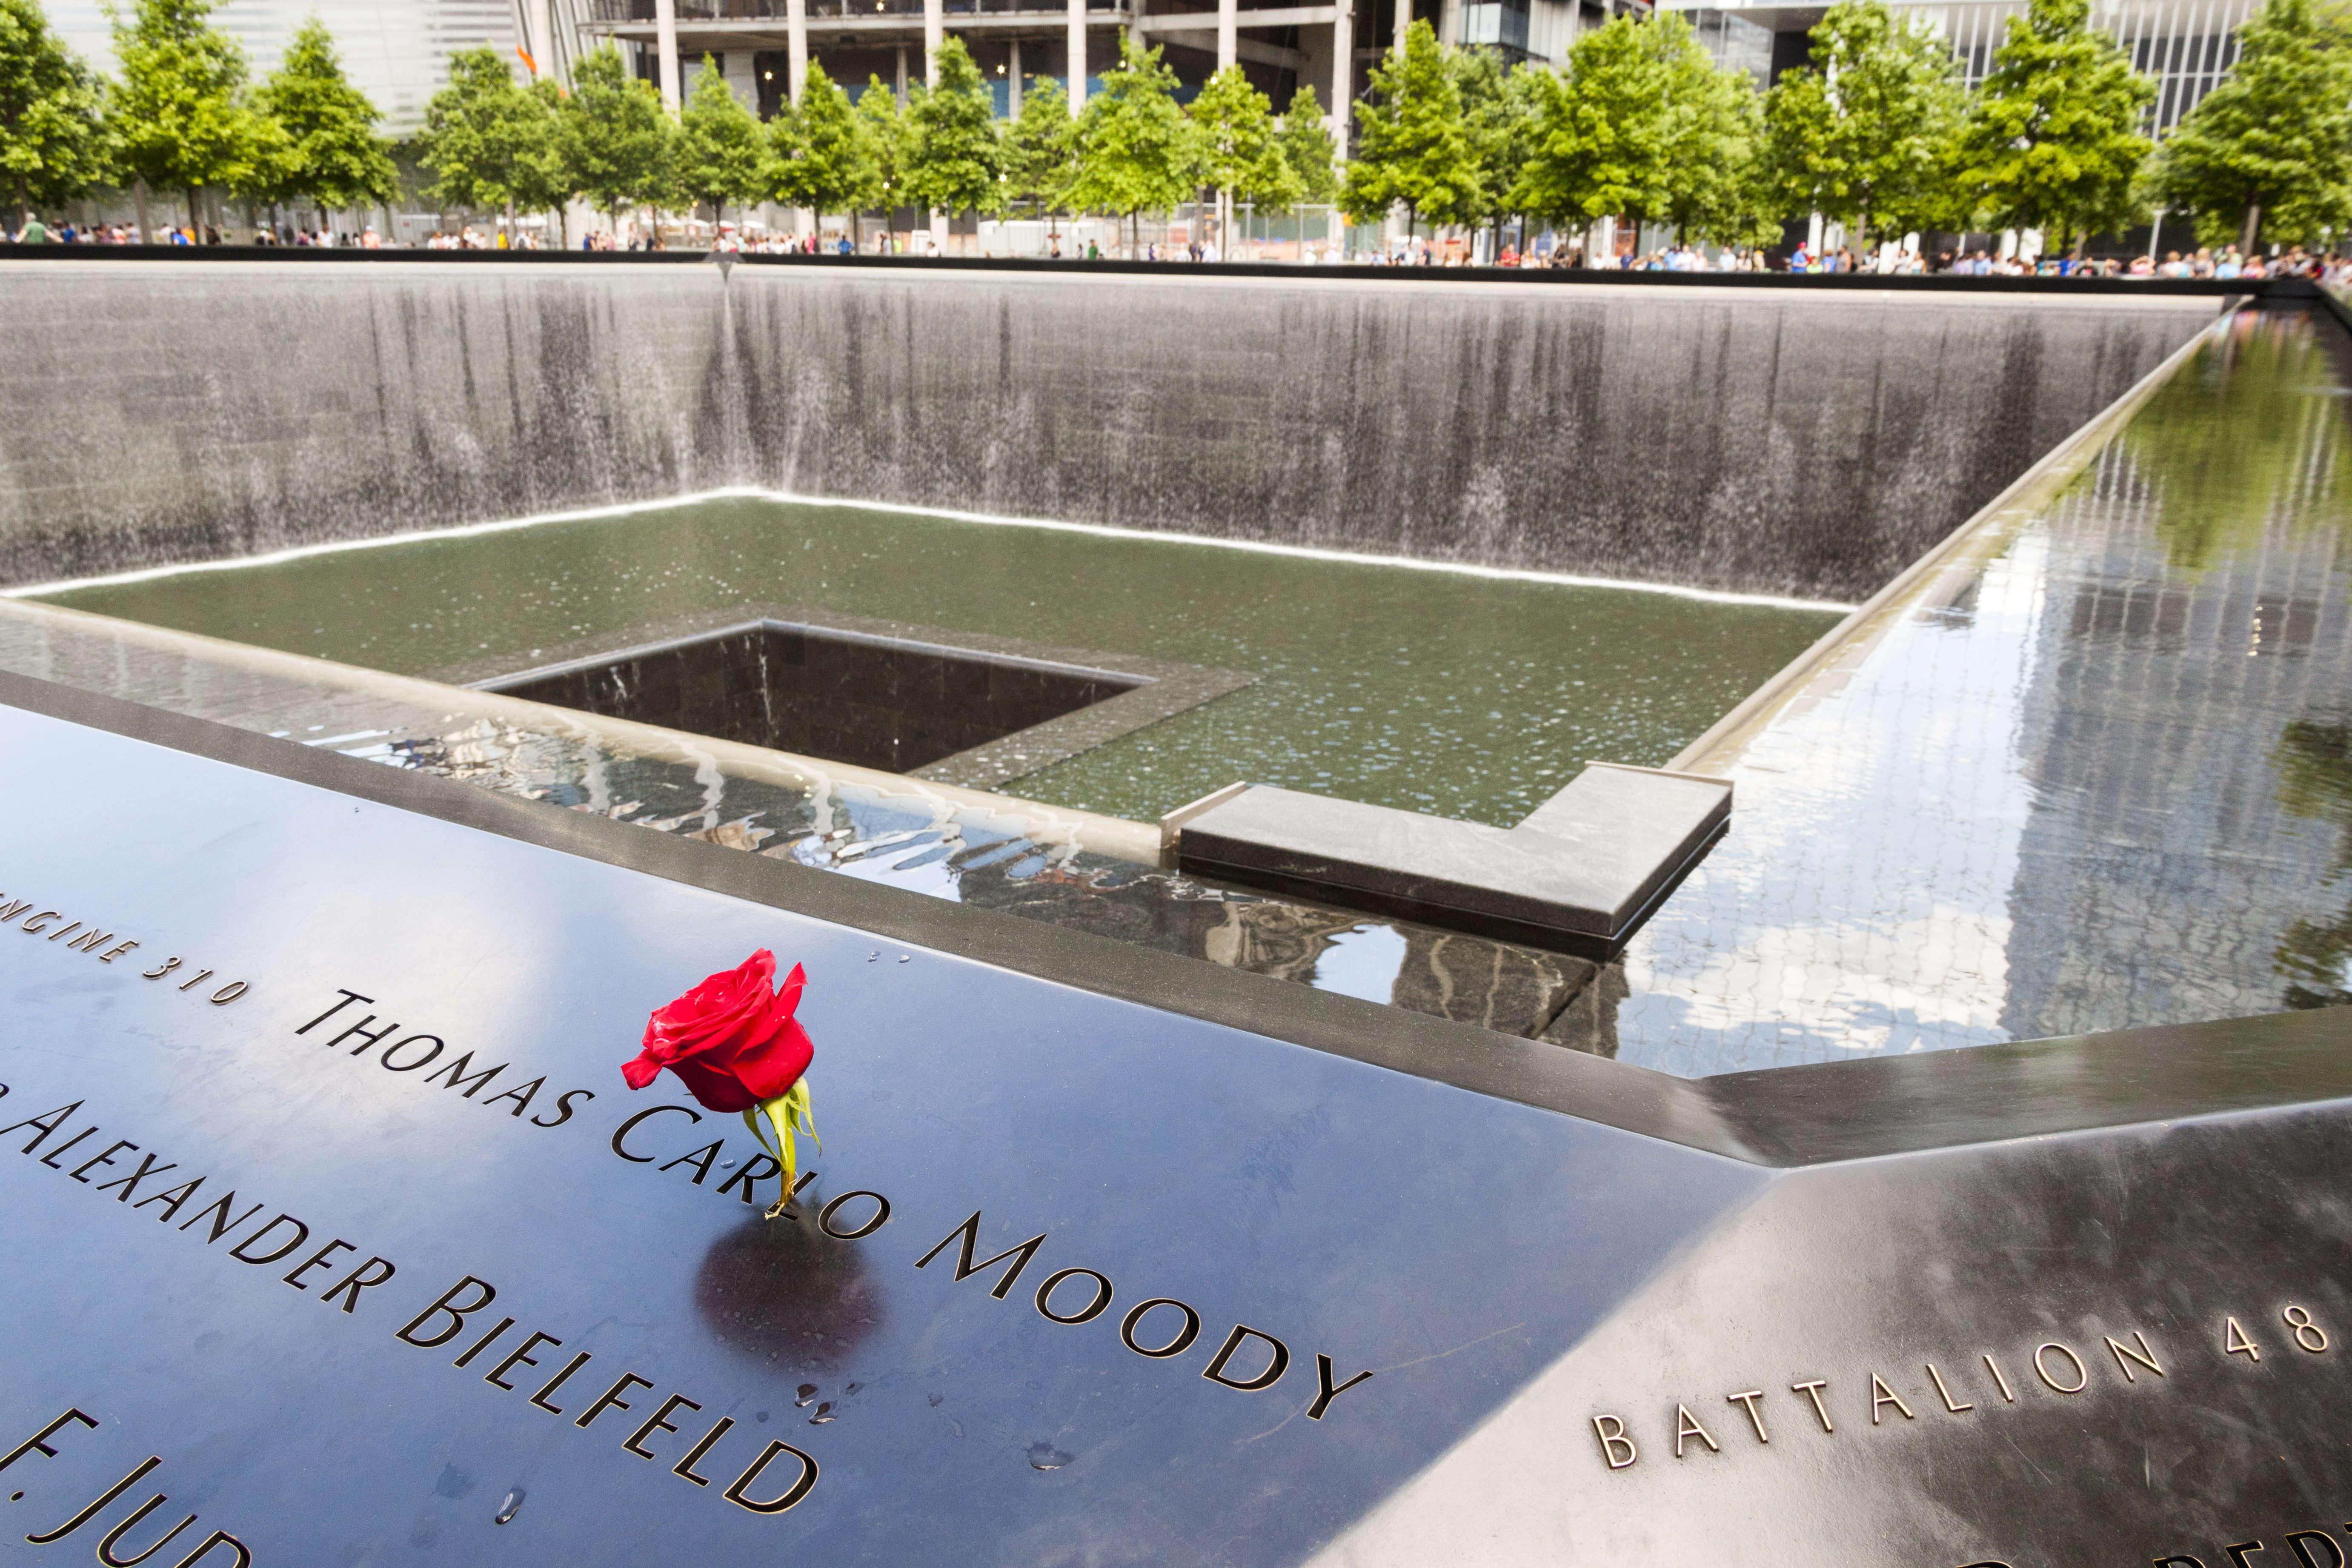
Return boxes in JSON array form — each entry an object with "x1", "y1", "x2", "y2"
[
  {"x1": 1596, "y1": 309, "x2": 2352, "y2": 1073},
  {"x1": 30, "y1": 500, "x2": 1840, "y2": 827}
]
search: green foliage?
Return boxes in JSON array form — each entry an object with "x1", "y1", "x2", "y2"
[
  {"x1": 109, "y1": 0, "x2": 270, "y2": 213},
  {"x1": 1276, "y1": 83, "x2": 1339, "y2": 206},
  {"x1": 1066, "y1": 35, "x2": 1199, "y2": 222},
  {"x1": 1511, "y1": 16, "x2": 1672, "y2": 234},
  {"x1": 2145, "y1": 0, "x2": 2352, "y2": 246},
  {"x1": 853, "y1": 74, "x2": 905, "y2": 205},
  {"x1": 1655, "y1": 19, "x2": 1776, "y2": 246},
  {"x1": 672, "y1": 54, "x2": 763, "y2": 220},
  {"x1": 558, "y1": 43, "x2": 673, "y2": 227},
  {"x1": 1949, "y1": 0, "x2": 2152, "y2": 246},
  {"x1": 418, "y1": 44, "x2": 561, "y2": 216},
  {"x1": 0, "y1": 0, "x2": 107, "y2": 215},
  {"x1": 254, "y1": 17, "x2": 396, "y2": 214},
  {"x1": 901, "y1": 36, "x2": 1000, "y2": 215},
  {"x1": 1341, "y1": 19, "x2": 1479, "y2": 233},
  {"x1": 2119, "y1": 315, "x2": 2352, "y2": 572},
  {"x1": 1763, "y1": 0, "x2": 1964, "y2": 244},
  {"x1": 2272, "y1": 714, "x2": 2352, "y2": 1009},
  {"x1": 1190, "y1": 64, "x2": 1300, "y2": 208},
  {"x1": 1001, "y1": 74, "x2": 1075, "y2": 211},
  {"x1": 1439, "y1": 45, "x2": 1533, "y2": 230},
  {"x1": 772, "y1": 62, "x2": 881, "y2": 223}
]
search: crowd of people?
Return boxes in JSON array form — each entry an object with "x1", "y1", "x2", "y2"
[{"x1": 4, "y1": 209, "x2": 2345, "y2": 281}]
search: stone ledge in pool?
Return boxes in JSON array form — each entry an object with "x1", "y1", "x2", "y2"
[{"x1": 1173, "y1": 764, "x2": 1731, "y2": 961}]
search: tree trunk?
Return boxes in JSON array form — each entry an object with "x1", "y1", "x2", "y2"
[
  {"x1": 134, "y1": 180, "x2": 151, "y2": 243},
  {"x1": 2241, "y1": 201, "x2": 2261, "y2": 253}
]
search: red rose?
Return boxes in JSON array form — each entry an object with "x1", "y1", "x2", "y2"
[{"x1": 623, "y1": 950, "x2": 814, "y2": 1114}]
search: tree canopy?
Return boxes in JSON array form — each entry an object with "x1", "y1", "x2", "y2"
[
  {"x1": 1065, "y1": 36, "x2": 1199, "y2": 233},
  {"x1": 1341, "y1": 19, "x2": 1479, "y2": 235},
  {"x1": 1512, "y1": 15, "x2": 1674, "y2": 238},
  {"x1": 901, "y1": 37, "x2": 1000, "y2": 215},
  {"x1": 1276, "y1": 82, "x2": 1339, "y2": 206},
  {"x1": 2146, "y1": 0, "x2": 2352, "y2": 246},
  {"x1": 1763, "y1": 0, "x2": 1965, "y2": 246},
  {"x1": 1001, "y1": 74, "x2": 1076, "y2": 212},
  {"x1": 1949, "y1": 0, "x2": 2154, "y2": 247},
  {"x1": 853, "y1": 74, "x2": 907, "y2": 209},
  {"x1": 773, "y1": 62, "x2": 882, "y2": 227},
  {"x1": 558, "y1": 43, "x2": 673, "y2": 230},
  {"x1": 672, "y1": 54, "x2": 764, "y2": 222},
  {"x1": 418, "y1": 44, "x2": 564, "y2": 219},
  {"x1": 1654, "y1": 17, "x2": 1776, "y2": 246},
  {"x1": 0, "y1": 0, "x2": 106, "y2": 218},
  {"x1": 1190, "y1": 63, "x2": 1300, "y2": 209},
  {"x1": 253, "y1": 16, "x2": 396, "y2": 217},
  {"x1": 110, "y1": 0, "x2": 267, "y2": 223}
]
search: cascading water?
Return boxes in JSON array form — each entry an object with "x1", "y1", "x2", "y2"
[{"x1": 0, "y1": 260, "x2": 2216, "y2": 599}]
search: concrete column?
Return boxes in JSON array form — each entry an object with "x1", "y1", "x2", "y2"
[
  {"x1": 1329, "y1": 0, "x2": 1351, "y2": 251},
  {"x1": 1010, "y1": 37, "x2": 1024, "y2": 115},
  {"x1": 654, "y1": 0, "x2": 682, "y2": 110},
  {"x1": 926, "y1": 0, "x2": 946, "y2": 250},
  {"x1": 1437, "y1": 0, "x2": 1459, "y2": 45},
  {"x1": 1329, "y1": 0, "x2": 1351, "y2": 149},
  {"x1": 895, "y1": 43, "x2": 909, "y2": 103},
  {"x1": 787, "y1": 0, "x2": 809, "y2": 101},
  {"x1": 1067, "y1": 1, "x2": 1087, "y2": 110},
  {"x1": 1393, "y1": 0, "x2": 1405, "y2": 54},
  {"x1": 526, "y1": 0, "x2": 555, "y2": 80},
  {"x1": 1218, "y1": 0, "x2": 1237, "y2": 68}
]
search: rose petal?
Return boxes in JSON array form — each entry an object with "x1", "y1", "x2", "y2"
[
  {"x1": 731, "y1": 1016, "x2": 815, "y2": 1103},
  {"x1": 621, "y1": 1053, "x2": 663, "y2": 1090},
  {"x1": 665, "y1": 1055, "x2": 760, "y2": 1114}
]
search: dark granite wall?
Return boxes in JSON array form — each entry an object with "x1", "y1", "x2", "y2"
[{"x1": 0, "y1": 263, "x2": 2216, "y2": 599}]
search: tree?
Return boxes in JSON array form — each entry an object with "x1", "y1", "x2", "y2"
[
  {"x1": 1065, "y1": 35, "x2": 1199, "y2": 252},
  {"x1": 1276, "y1": 82, "x2": 1339, "y2": 206},
  {"x1": 2146, "y1": 0, "x2": 2352, "y2": 249},
  {"x1": 1001, "y1": 74, "x2": 1076, "y2": 226},
  {"x1": 1190, "y1": 63, "x2": 1299, "y2": 250},
  {"x1": 110, "y1": 0, "x2": 269, "y2": 237},
  {"x1": 1341, "y1": 19, "x2": 1480, "y2": 238},
  {"x1": 1762, "y1": 0, "x2": 1963, "y2": 249},
  {"x1": 558, "y1": 42, "x2": 672, "y2": 236},
  {"x1": 1511, "y1": 17, "x2": 1672, "y2": 246},
  {"x1": 901, "y1": 36, "x2": 1001, "y2": 221},
  {"x1": 1949, "y1": 0, "x2": 2152, "y2": 251},
  {"x1": 515, "y1": 76, "x2": 573, "y2": 235},
  {"x1": 853, "y1": 74, "x2": 906, "y2": 212},
  {"x1": 1448, "y1": 46, "x2": 1525, "y2": 239},
  {"x1": 672, "y1": 53, "x2": 764, "y2": 224},
  {"x1": 253, "y1": 17, "x2": 396, "y2": 226},
  {"x1": 418, "y1": 45, "x2": 563, "y2": 232},
  {"x1": 1655, "y1": 19, "x2": 1776, "y2": 248},
  {"x1": 0, "y1": 0, "x2": 106, "y2": 223},
  {"x1": 772, "y1": 62, "x2": 881, "y2": 237}
]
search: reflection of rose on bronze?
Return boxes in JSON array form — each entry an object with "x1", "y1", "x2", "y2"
[{"x1": 694, "y1": 1210, "x2": 885, "y2": 1374}]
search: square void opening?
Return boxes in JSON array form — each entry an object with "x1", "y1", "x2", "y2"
[{"x1": 478, "y1": 620, "x2": 1149, "y2": 775}]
